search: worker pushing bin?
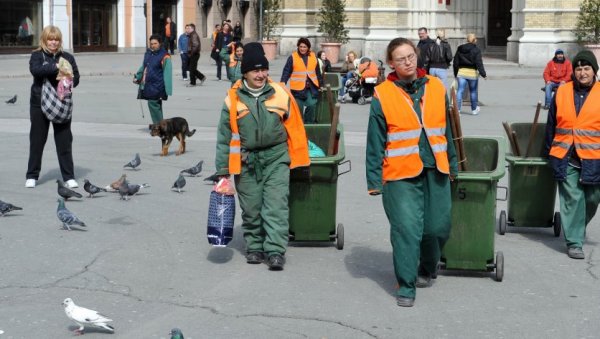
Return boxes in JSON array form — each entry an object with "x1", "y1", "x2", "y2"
[
  {"x1": 288, "y1": 124, "x2": 350, "y2": 249},
  {"x1": 440, "y1": 136, "x2": 506, "y2": 281},
  {"x1": 499, "y1": 122, "x2": 561, "y2": 236}
]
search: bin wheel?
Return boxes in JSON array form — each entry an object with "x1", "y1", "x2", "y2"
[
  {"x1": 495, "y1": 251, "x2": 504, "y2": 282},
  {"x1": 499, "y1": 210, "x2": 507, "y2": 235},
  {"x1": 357, "y1": 97, "x2": 366, "y2": 105},
  {"x1": 336, "y1": 223, "x2": 344, "y2": 250},
  {"x1": 553, "y1": 212, "x2": 561, "y2": 237}
]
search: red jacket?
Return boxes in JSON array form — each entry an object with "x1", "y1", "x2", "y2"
[{"x1": 543, "y1": 59, "x2": 572, "y2": 83}]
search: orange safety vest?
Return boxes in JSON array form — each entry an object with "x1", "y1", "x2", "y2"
[
  {"x1": 374, "y1": 76, "x2": 450, "y2": 180},
  {"x1": 550, "y1": 82, "x2": 600, "y2": 159},
  {"x1": 289, "y1": 51, "x2": 320, "y2": 91},
  {"x1": 228, "y1": 48, "x2": 237, "y2": 67},
  {"x1": 224, "y1": 80, "x2": 310, "y2": 174}
]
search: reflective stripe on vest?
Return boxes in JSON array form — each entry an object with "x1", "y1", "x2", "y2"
[
  {"x1": 550, "y1": 82, "x2": 600, "y2": 159},
  {"x1": 375, "y1": 76, "x2": 450, "y2": 180},
  {"x1": 290, "y1": 51, "x2": 320, "y2": 91},
  {"x1": 225, "y1": 83, "x2": 290, "y2": 174}
]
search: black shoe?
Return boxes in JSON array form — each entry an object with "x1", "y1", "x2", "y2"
[
  {"x1": 186, "y1": 83, "x2": 197, "y2": 87},
  {"x1": 396, "y1": 296, "x2": 415, "y2": 307},
  {"x1": 246, "y1": 252, "x2": 264, "y2": 264},
  {"x1": 200, "y1": 76, "x2": 206, "y2": 85},
  {"x1": 416, "y1": 275, "x2": 432, "y2": 288},
  {"x1": 543, "y1": 105, "x2": 550, "y2": 110},
  {"x1": 267, "y1": 254, "x2": 285, "y2": 270},
  {"x1": 567, "y1": 247, "x2": 585, "y2": 259}
]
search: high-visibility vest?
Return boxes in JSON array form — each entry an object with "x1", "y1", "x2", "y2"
[
  {"x1": 374, "y1": 76, "x2": 450, "y2": 180},
  {"x1": 224, "y1": 80, "x2": 310, "y2": 174},
  {"x1": 550, "y1": 82, "x2": 600, "y2": 159},
  {"x1": 289, "y1": 51, "x2": 320, "y2": 91},
  {"x1": 228, "y1": 48, "x2": 238, "y2": 67}
]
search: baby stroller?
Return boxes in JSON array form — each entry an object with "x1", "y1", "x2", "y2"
[{"x1": 342, "y1": 57, "x2": 383, "y2": 105}]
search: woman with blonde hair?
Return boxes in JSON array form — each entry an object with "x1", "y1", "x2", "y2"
[
  {"x1": 25, "y1": 25, "x2": 80, "y2": 188},
  {"x1": 452, "y1": 33, "x2": 486, "y2": 115}
]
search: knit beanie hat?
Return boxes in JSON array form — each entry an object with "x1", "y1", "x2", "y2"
[
  {"x1": 572, "y1": 50, "x2": 599, "y2": 74},
  {"x1": 555, "y1": 49, "x2": 564, "y2": 56},
  {"x1": 241, "y1": 42, "x2": 269, "y2": 74}
]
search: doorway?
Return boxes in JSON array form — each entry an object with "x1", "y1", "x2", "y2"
[
  {"x1": 73, "y1": 0, "x2": 117, "y2": 52},
  {"x1": 487, "y1": 1, "x2": 511, "y2": 46}
]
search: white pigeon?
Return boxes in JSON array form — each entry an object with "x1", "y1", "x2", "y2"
[{"x1": 62, "y1": 298, "x2": 115, "y2": 334}]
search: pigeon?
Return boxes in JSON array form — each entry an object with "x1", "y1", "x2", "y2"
[
  {"x1": 57, "y1": 179, "x2": 82, "y2": 200},
  {"x1": 171, "y1": 174, "x2": 186, "y2": 193},
  {"x1": 105, "y1": 174, "x2": 127, "y2": 192},
  {"x1": 62, "y1": 298, "x2": 114, "y2": 335},
  {"x1": 123, "y1": 153, "x2": 141, "y2": 170},
  {"x1": 203, "y1": 173, "x2": 221, "y2": 183},
  {"x1": 181, "y1": 160, "x2": 204, "y2": 177},
  {"x1": 83, "y1": 179, "x2": 107, "y2": 198},
  {"x1": 0, "y1": 200, "x2": 23, "y2": 216},
  {"x1": 118, "y1": 180, "x2": 150, "y2": 200},
  {"x1": 5, "y1": 95, "x2": 17, "y2": 104},
  {"x1": 56, "y1": 198, "x2": 86, "y2": 231},
  {"x1": 170, "y1": 328, "x2": 184, "y2": 339}
]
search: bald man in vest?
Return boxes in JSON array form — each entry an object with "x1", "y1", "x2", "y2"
[
  {"x1": 366, "y1": 38, "x2": 458, "y2": 307},
  {"x1": 545, "y1": 50, "x2": 600, "y2": 260},
  {"x1": 280, "y1": 37, "x2": 323, "y2": 124},
  {"x1": 215, "y1": 42, "x2": 310, "y2": 270}
]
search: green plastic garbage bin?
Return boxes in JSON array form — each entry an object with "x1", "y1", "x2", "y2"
[
  {"x1": 499, "y1": 123, "x2": 561, "y2": 237},
  {"x1": 315, "y1": 72, "x2": 342, "y2": 124},
  {"x1": 288, "y1": 124, "x2": 350, "y2": 250},
  {"x1": 440, "y1": 136, "x2": 506, "y2": 281}
]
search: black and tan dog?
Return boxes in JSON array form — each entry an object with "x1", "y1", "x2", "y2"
[{"x1": 149, "y1": 117, "x2": 196, "y2": 156}]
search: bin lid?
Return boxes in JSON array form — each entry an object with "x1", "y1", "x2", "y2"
[{"x1": 457, "y1": 135, "x2": 506, "y2": 181}]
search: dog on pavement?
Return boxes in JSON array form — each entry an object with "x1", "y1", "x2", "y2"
[{"x1": 149, "y1": 117, "x2": 196, "y2": 156}]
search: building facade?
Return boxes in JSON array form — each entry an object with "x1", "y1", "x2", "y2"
[{"x1": 0, "y1": 0, "x2": 584, "y2": 66}]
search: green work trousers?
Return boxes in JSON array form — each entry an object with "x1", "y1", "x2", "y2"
[
  {"x1": 234, "y1": 143, "x2": 291, "y2": 256},
  {"x1": 295, "y1": 91, "x2": 317, "y2": 124},
  {"x1": 558, "y1": 166, "x2": 600, "y2": 249},
  {"x1": 147, "y1": 99, "x2": 164, "y2": 124},
  {"x1": 382, "y1": 168, "x2": 452, "y2": 299}
]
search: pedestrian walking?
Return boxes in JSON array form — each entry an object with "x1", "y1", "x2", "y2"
[
  {"x1": 416, "y1": 27, "x2": 434, "y2": 70},
  {"x1": 214, "y1": 22, "x2": 233, "y2": 81},
  {"x1": 280, "y1": 37, "x2": 323, "y2": 124},
  {"x1": 26, "y1": 25, "x2": 80, "y2": 189},
  {"x1": 366, "y1": 37, "x2": 458, "y2": 307},
  {"x1": 214, "y1": 42, "x2": 310, "y2": 270},
  {"x1": 162, "y1": 17, "x2": 176, "y2": 55},
  {"x1": 186, "y1": 23, "x2": 206, "y2": 87},
  {"x1": 453, "y1": 33, "x2": 486, "y2": 115},
  {"x1": 133, "y1": 34, "x2": 172, "y2": 124},
  {"x1": 544, "y1": 50, "x2": 600, "y2": 260},
  {"x1": 178, "y1": 24, "x2": 190, "y2": 81},
  {"x1": 423, "y1": 28, "x2": 453, "y2": 89},
  {"x1": 233, "y1": 21, "x2": 243, "y2": 42}
]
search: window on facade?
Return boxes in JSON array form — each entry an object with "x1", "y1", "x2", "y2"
[{"x1": 0, "y1": 0, "x2": 43, "y2": 50}]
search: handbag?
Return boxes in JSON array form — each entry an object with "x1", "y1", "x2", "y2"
[
  {"x1": 41, "y1": 78, "x2": 73, "y2": 123},
  {"x1": 206, "y1": 190, "x2": 235, "y2": 247}
]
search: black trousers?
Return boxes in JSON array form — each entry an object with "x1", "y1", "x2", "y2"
[
  {"x1": 164, "y1": 38, "x2": 175, "y2": 54},
  {"x1": 188, "y1": 53, "x2": 206, "y2": 85},
  {"x1": 26, "y1": 101, "x2": 75, "y2": 181}
]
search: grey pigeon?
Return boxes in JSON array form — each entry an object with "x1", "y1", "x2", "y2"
[
  {"x1": 181, "y1": 160, "x2": 204, "y2": 176},
  {"x1": 118, "y1": 180, "x2": 150, "y2": 200},
  {"x1": 0, "y1": 200, "x2": 23, "y2": 216},
  {"x1": 5, "y1": 94, "x2": 17, "y2": 104},
  {"x1": 56, "y1": 198, "x2": 86, "y2": 231},
  {"x1": 170, "y1": 328, "x2": 184, "y2": 339},
  {"x1": 203, "y1": 173, "x2": 221, "y2": 183},
  {"x1": 172, "y1": 174, "x2": 186, "y2": 193},
  {"x1": 63, "y1": 298, "x2": 114, "y2": 334},
  {"x1": 83, "y1": 179, "x2": 107, "y2": 198},
  {"x1": 123, "y1": 153, "x2": 141, "y2": 170},
  {"x1": 57, "y1": 179, "x2": 82, "y2": 200}
]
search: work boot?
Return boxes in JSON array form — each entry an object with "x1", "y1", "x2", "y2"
[
  {"x1": 245, "y1": 252, "x2": 264, "y2": 264},
  {"x1": 396, "y1": 296, "x2": 415, "y2": 307},
  {"x1": 416, "y1": 275, "x2": 432, "y2": 288},
  {"x1": 567, "y1": 247, "x2": 585, "y2": 259},
  {"x1": 267, "y1": 254, "x2": 285, "y2": 271}
]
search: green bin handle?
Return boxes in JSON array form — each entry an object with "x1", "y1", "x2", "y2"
[
  {"x1": 338, "y1": 160, "x2": 351, "y2": 176},
  {"x1": 497, "y1": 185, "x2": 508, "y2": 201}
]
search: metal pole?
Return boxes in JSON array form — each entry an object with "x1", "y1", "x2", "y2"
[{"x1": 258, "y1": 0, "x2": 263, "y2": 41}]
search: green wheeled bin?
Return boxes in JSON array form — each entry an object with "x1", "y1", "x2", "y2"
[
  {"x1": 499, "y1": 122, "x2": 561, "y2": 237},
  {"x1": 440, "y1": 136, "x2": 506, "y2": 281},
  {"x1": 288, "y1": 124, "x2": 350, "y2": 249},
  {"x1": 315, "y1": 72, "x2": 342, "y2": 124}
]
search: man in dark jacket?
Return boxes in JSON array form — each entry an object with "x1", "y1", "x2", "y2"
[
  {"x1": 186, "y1": 23, "x2": 206, "y2": 87},
  {"x1": 544, "y1": 50, "x2": 600, "y2": 260},
  {"x1": 416, "y1": 27, "x2": 434, "y2": 70},
  {"x1": 424, "y1": 28, "x2": 453, "y2": 88}
]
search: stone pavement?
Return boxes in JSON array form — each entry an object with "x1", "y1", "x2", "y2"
[{"x1": 0, "y1": 52, "x2": 599, "y2": 338}]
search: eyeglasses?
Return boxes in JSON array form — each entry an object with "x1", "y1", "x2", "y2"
[{"x1": 393, "y1": 53, "x2": 416, "y2": 66}]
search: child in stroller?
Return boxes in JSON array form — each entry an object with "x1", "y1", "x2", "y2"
[{"x1": 340, "y1": 57, "x2": 383, "y2": 105}]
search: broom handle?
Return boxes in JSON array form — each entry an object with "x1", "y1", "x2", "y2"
[
  {"x1": 451, "y1": 88, "x2": 467, "y2": 171},
  {"x1": 525, "y1": 102, "x2": 542, "y2": 158}
]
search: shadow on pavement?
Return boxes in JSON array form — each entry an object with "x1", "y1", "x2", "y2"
[
  {"x1": 344, "y1": 246, "x2": 396, "y2": 297},
  {"x1": 38, "y1": 166, "x2": 92, "y2": 185}
]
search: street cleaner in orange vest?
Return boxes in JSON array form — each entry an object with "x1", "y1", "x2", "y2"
[
  {"x1": 544, "y1": 50, "x2": 600, "y2": 260},
  {"x1": 280, "y1": 37, "x2": 323, "y2": 124},
  {"x1": 223, "y1": 41, "x2": 243, "y2": 85},
  {"x1": 366, "y1": 38, "x2": 458, "y2": 307},
  {"x1": 214, "y1": 42, "x2": 310, "y2": 271}
]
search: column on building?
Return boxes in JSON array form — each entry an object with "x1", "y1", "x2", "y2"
[
  {"x1": 363, "y1": 0, "x2": 410, "y2": 62},
  {"x1": 279, "y1": 0, "x2": 317, "y2": 56}
]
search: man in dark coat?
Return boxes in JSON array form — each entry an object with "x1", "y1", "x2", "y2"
[{"x1": 416, "y1": 27, "x2": 434, "y2": 70}]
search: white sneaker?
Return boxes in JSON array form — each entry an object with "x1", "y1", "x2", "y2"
[
  {"x1": 25, "y1": 179, "x2": 36, "y2": 188},
  {"x1": 472, "y1": 107, "x2": 480, "y2": 115},
  {"x1": 65, "y1": 179, "x2": 79, "y2": 188}
]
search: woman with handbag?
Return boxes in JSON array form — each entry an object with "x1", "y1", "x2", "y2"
[{"x1": 25, "y1": 25, "x2": 80, "y2": 189}]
